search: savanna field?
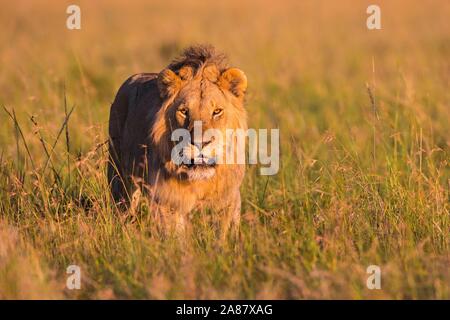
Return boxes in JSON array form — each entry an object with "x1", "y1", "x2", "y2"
[{"x1": 0, "y1": 0, "x2": 448, "y2": 299}]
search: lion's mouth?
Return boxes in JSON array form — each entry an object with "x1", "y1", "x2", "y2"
[
  {"x1": 178, "y1": 157, "x2": 217, "y2": 181},
  {"x1": 182, "y1": 156, "x2": 216, "y2": 169}
]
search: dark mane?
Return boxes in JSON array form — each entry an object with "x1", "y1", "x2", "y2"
[{"x1": 167, "y1": 44, "x2": 228, "y2": 75}]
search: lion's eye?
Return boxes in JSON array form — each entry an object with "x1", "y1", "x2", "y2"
[
  {"x1": 212, "y1": 108, "x2": 223, "y2": 117},
  {"x1": 178, "y1": 108, "x2": 188, "y2": 117}
]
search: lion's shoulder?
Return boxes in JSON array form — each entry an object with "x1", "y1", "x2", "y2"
[{"x1": 108, "y1": 72, "x2": 160, "y2": 160}]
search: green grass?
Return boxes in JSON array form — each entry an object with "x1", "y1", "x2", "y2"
[{"x1": 0, "y1": 0, "x2": 448, "y2": 299}]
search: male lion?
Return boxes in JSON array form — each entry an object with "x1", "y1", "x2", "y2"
[{"x1": 108, "y1": 45, "x2": 247, "y2": 237}]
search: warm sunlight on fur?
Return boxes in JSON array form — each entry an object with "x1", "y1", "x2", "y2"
[{"x1": 108, "y1": 45, "x2": 248, "y2": 236}]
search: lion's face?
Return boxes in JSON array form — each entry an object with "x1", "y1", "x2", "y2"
[{"x1": 152, "y1": 64, "x2": 247, "y2": 181}]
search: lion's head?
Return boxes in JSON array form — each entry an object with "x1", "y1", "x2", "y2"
[{"x1": 151, "y1": 45, "x2": 248, "y2": 181}]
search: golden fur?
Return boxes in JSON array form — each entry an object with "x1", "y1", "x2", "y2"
[{"x1": 107, "y1": 45, "x2": 248, "y2": 236}]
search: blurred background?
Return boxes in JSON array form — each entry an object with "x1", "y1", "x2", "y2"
[{"x1": 1, "y1": 0, "x2": 448, "y2": 154}]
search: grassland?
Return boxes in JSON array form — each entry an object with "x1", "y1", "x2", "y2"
[{"x1": 0, "y1": 0, "x2": 448, "y2": 299}]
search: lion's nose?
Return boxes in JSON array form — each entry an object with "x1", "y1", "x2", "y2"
[
  {"x1": 192, "y1": 138, "x2": 212, "y2": 150},
  {"x1": 190, "y1": 128, "x2": 213, "y2": 149}
]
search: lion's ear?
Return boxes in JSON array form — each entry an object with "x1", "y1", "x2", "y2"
[
  {"x1": 157, "y1": 69, "x2": 181, "y2": 98},
  {"x1": 218, "y1": 68, "x2": 247, "y2": 99}
]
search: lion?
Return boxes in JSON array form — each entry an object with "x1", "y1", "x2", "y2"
[{"x1": 107, "y1": 45, "x2": 248, "y2": 238}]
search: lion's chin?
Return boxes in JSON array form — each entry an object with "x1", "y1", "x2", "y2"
[{"x1": 175, "y1": 164, "x2": 216, "y2": 181}]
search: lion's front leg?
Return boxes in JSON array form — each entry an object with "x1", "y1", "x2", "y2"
[
  {"x1": 156, "y1": 204, "x2": 187, "y2": 239},
  {"x1": 220, "y1": 191, "x2": 241, "y2": 242}
]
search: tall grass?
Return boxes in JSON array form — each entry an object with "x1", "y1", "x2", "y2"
[{"x1": 0, "y1": 0, "x2": 448, "y2": 299}]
